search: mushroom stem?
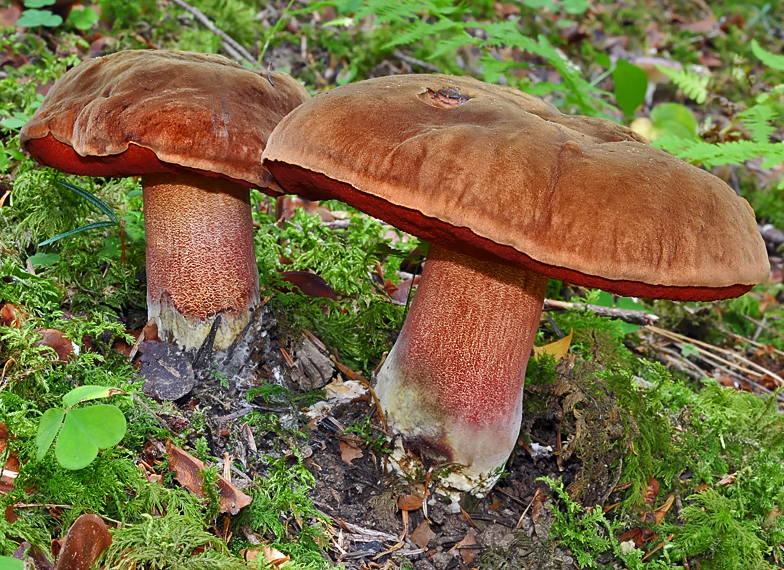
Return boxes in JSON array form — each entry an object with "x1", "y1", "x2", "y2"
[
  {"x1": 375, "y1": 243, "x2": 548, "y2": 494},
  {"x1": 143, "y1": 172, "x2": 260, "y2": 351}
]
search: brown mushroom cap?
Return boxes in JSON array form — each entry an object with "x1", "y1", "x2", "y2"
[
  {"x1": 20, "y1": 49, "x2": 311, "y2": 352},
  {"x1": 263, "y1": 74, "x2": 769, "y2": 301},
  {"x1": 21, "y1": 49, "x2": 309, "y2": 191}
]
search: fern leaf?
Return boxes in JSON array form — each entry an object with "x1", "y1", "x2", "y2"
[
  {"x1": 656, "y1": 66, "x2": 709, "y2": 104},
  {"x1": 653, "y1": 136, "x2": 784, "y2": 169},
  {"x1": 383, "y1": 18, "x2": 466, "y2": 49},
  {"x1": 739, "y1": 105, "x2": 776, "y2": 144},
  {"x1": 751, "y1": 39, "x2": 784, "y2": 72}
]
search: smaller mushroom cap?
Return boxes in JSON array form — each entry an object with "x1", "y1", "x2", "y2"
[
  {"x1": 263, "y1": 74, "x2": 769, "y2": 301},
  {"x1": 21, "y1": 49, "x2": 310, "y2": 190}
]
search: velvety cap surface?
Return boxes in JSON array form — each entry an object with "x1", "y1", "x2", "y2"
[
  {"x1": 21, "y1": 49, "x2": 310, "y2": 188},
  {"x1": 263, "y1": 74, "x2": 769, "y2": 300}
]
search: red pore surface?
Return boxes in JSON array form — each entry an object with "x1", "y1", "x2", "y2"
[
  {"x1": 24, "y1": 135, "x2": 269, "y2": 192},
  {"x1": 265, "y1": 162, "x2": 755, "y2": 301}
]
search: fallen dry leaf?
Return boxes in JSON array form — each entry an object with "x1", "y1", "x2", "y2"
[
  {"x1": 397, "y1": 494, "x2": 424, "y2": 512},
  {"x1": 533, "y1": 329, "x2": 573, "y2": 362},
  {"x1": 166, "y1": 441, "x2": 252, "y2": 515},
  {"x1": 35, "y1": 329, "x2": 77, "y2": 362},
  {"x1": 0, "y1": 423, "x2": 19, "y2": 495},
  {"x1": 0, "y1": 303, "x2": 27, "y2": 328},
  {"x1": 243, "y1": 545, "x2": 290, "y2": 567},
  {"x1": 280, "y1": 271, "x2": 338, "y2": 301},
  {"x1": 338, "y1": 440, "x2": 363, "y2": 465},
  {"x1": 0, "y1": 4, "x2": 21, "y2": 27},
  {"x1": 410, "y1": 521, "x2": 436, "y2": 549},
  {"x1": 449, "y1": 529, "x2": 478, "y2": 564},
  {"x1": 52, "y1": 514, "x2": 112, "y2": 570}
]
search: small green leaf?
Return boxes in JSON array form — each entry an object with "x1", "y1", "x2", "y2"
[
  {"x1": 612, "y1": 60, "x2": 648, "y2": 117},
  {"x1": 0, "y1": 556, "x2": 24, "y2": 570},
  {"x1": 66, "y1": 6, "x2": 98, "y2": 30},
  {"x1": 680, "y1": 343, "x2": 699, "y2": 357},
  {"x1": 650, "y1": 102, "x2": 698, "y2": 140},
  {"x1": 17, "y1": 9, "x2": 63, "y2": 27},
  {"x1": 24, "y1": 0, "x2": 55, "y2": 7},
  {"x1": 561, "y1": 0, "x2": 589, "y2": 15},
  {"x1": 28, "y1": 252, "x2": 60, "y2": 267},
  {"x1": 55, "y1": 405, "x2": 127, "y2": 470},
  {"x1": 595, "y1": 52, "x2": 611, "y2": 69},
  {"x1": 751, "y1": 39, "x2": 784, "y2": 72},
  {"x1": 63, "y1": 385, "x2": 124, "y2": 407},
  {"x1": 1, "y1": 112, "x2": 30, "y2": 130},
  {"x1": 36, "y1": 407, "x2": 65, "y2": 461}
]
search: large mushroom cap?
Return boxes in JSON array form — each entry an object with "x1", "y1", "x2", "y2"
[
  {"x1": 263, "y1": 74, "x2": 769, "y2": 301},
  {"x1": 21, "y1": 49, "x2": 310, "y2": 191}
]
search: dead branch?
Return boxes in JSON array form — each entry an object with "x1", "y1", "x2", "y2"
[
  {"x1": 168, "y1": 0, "x2": 256, "y2": 66},
  {"x1": 543, "y1": 298, "x2": 659, "y2": 326}
]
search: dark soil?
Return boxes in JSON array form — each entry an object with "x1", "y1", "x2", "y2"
[{"x1": 136, "y1": 304, "x2": 598, "y2": 570}]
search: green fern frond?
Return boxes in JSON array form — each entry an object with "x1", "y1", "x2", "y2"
[
  {"x1": 383, "y1": 18, "x2": 466, "y2": 49},
  {"x1": 751, "y1": 39, "x2": 784, "y2": 72},
  {"x1": 739, "y1": 104, "x2": 777, "y2": 144},
  {"x1": 656, "y1": 65, "x2": 710, "y2": 104},
  {"x1": 354, "y1": 0, "x2": 463, "y2": 24},
  {"x1": 653, "y1": 136, "x2": 784, "y2": 169}
]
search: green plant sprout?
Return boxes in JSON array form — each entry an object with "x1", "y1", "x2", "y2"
[
  {"x1": 16, "y1": 0, "x2": 63, "y2": 28},
  {"x1": 66, "y1": 6, "x2": 99, "y2": 31},
  {"x1": 38, "y1": 180, "x2": 127, "y2": 263},
  {"x1": 36, "y1": 384, "x2": 127, "y2": 470}
]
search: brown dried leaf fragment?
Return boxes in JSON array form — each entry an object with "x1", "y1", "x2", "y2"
[
  {"x1": 166, "y1": 440, "x2": 252, "y2": 514},
  {"x1": 410, "y1": 521, "x2": 436, "y2": 549},
  {"x1": 338, "y1": 440, "x2": 363, "y2": 465},
  {"x1": 52, "y1": 514, "x2": 112, "y2": 570}
]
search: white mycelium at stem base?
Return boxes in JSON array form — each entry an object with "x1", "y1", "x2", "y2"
[
  {"x1": 375, "y1": 243, "x2": 548, "y2": 495},
  {"x1": 143, "y1": 172, "x2": 260, "y2": 351}
]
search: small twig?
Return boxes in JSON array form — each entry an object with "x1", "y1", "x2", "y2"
[
  {"x1": 132, "y1": 393, "x2": 176, "y2": 436},
  {"x1": 543, "y1": 298, "x2": 658, "y2": 326},
  {"x1": 654, "y1": 344, "x2": 710, "y2": 381},
  {"x1": 15, "y1": 503, "x2": 72, "y2": 509},
  {"x1": 168, "y1": 0, "x2": 256, "y2": 65},
  {"x1": 322, "y1": 219, "x2": 352, "y2": 230},
  {"x1": 743, "y1": 314, "x2": 784, "y2": 342},
  {"x1": 646, "y1": 325, "x2": 784, "y2": 387},
  {"x1": 516, "y1": 488, "x2": 543, "y2": 529},
  {"x1": 725, "y1": 330, "x2": 784, "y2": 358},
  {"x1": 393, "y1": 49, "x2": 440, "y2": 72},
  {"x1": 128, "y1": 317, "x2": 155, "y2": 361},
  {"x1": 266, "y1": 62, "x2": 275, "y2": 86},
  {"x1": 214, "y1": 406, "x2": 253, "y2": 425}
]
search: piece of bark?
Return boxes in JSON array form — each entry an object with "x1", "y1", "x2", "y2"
[
  {"x1": 292, "y1": 338, "x2": 334, "y2": 390},
  {"x1": 137, "y1": 341, "x2": 195, "y2": 401}
]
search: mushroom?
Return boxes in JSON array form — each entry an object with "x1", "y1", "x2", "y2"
[
  {"x1": 632, "y1": 56, "x2": 684, "y2": 105},
  {"x1": 262, "y1": 74, "x2": 770, "y2": 494},
  {"x1": 21, "y1": 50, "x2": 310, "y2": 351}
]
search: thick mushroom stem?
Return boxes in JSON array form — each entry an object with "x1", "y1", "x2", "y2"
[
  {"x1": 375, "y1": 244, "x2": 548, "y2": 495},
  {"x1": 143, "y1": 172, "x2": 260, "y2": 351}
]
